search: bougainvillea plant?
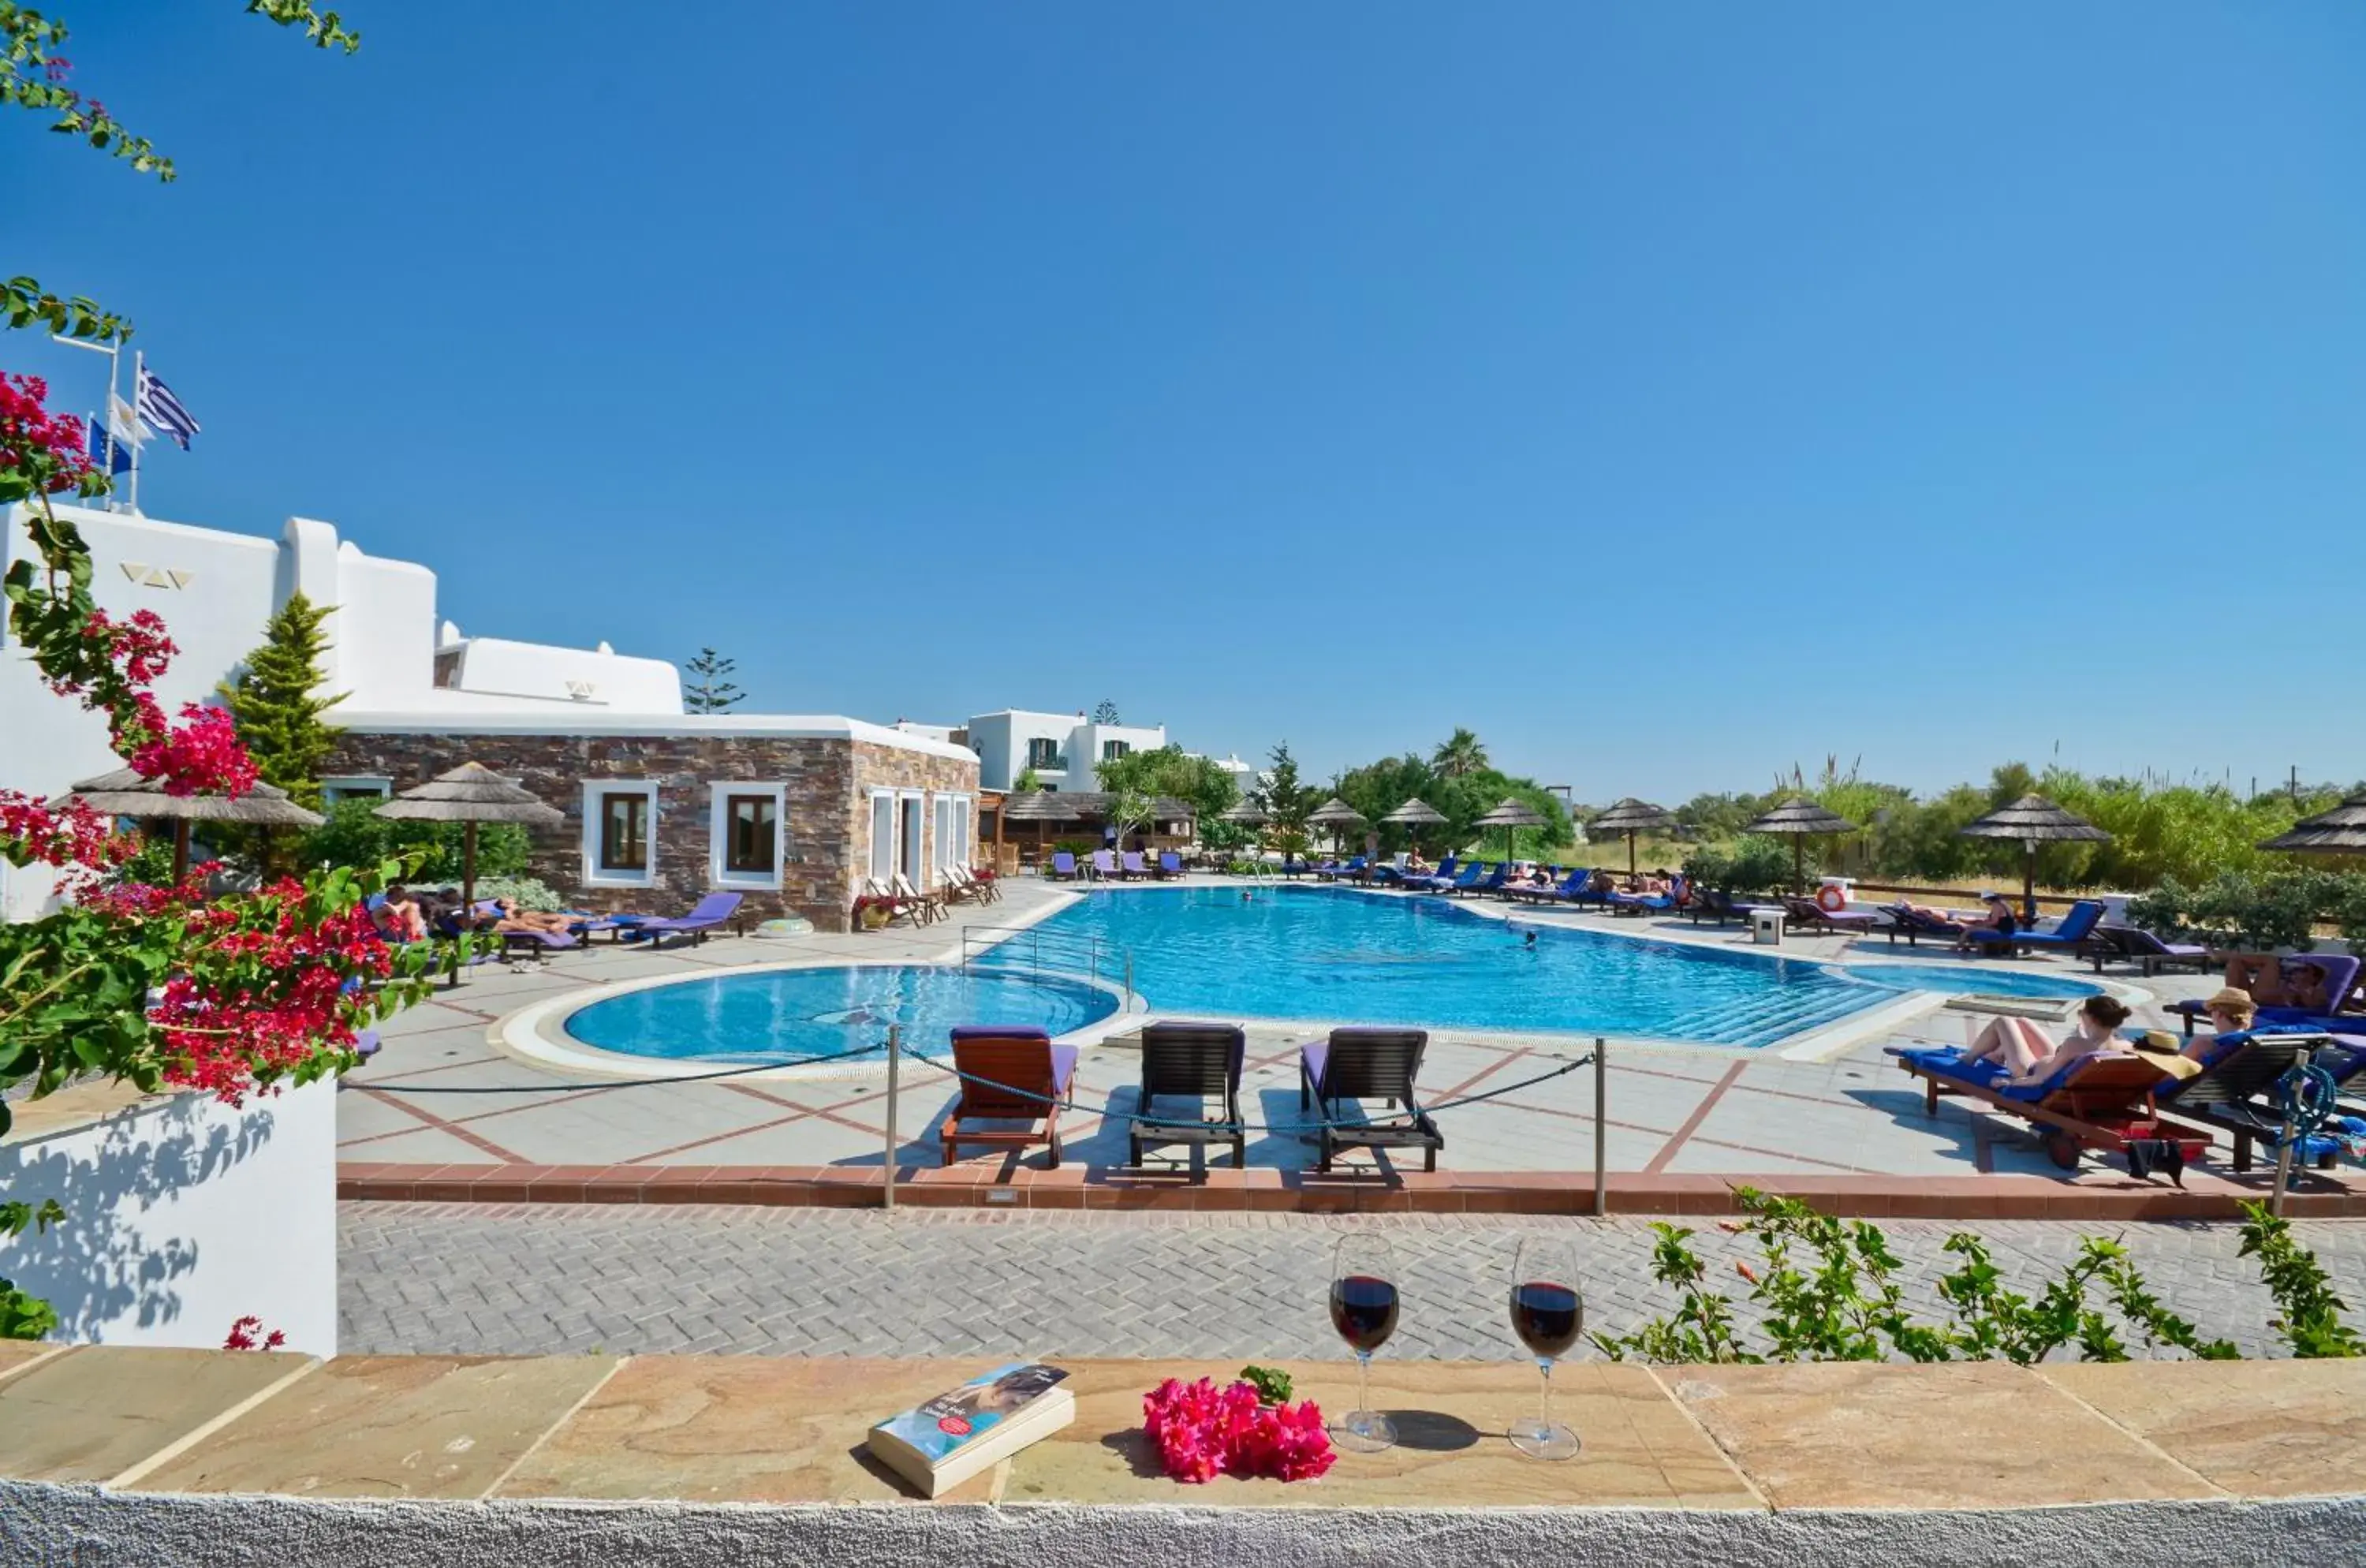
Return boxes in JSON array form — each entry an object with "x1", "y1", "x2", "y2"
[
  {"x1": 2, "y1": 4, "x2": 431, "y2": 1340},
  {"x1": 1141, "y1": 1376, "x2": 1337, "y2": 1484},
  {"x1": 222, "y1": 1314, "x2": 289, "y2": 1352}
]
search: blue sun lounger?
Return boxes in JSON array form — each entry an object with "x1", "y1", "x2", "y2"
[
  {"x1": 622, "y1": 890, "x2": 744, "y2": 949},
  {"x1": 1965, "y1": 899, "x2": 2108, "y2": 958}
]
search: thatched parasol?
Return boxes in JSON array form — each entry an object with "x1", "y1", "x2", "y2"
[
  {"x1": 375, "y1": 763, "x2": 565, "y2": 907},
  {"x1": 1001, "y1": 788, "x2": 1083, "y2": 864},
  {"x1": 1958, "y1": 794, "x2": 2110, "y2": 923},
  {"x1": 1308, "y1": 797, "x2": 1368, "y2": 854},
  {"x1": 1744, "y1": 797, "x2": 1860, "y2": 893},
  {"x1": 2260, "y1": 794, "x2": 2366, "y2": 856},
  {"x1": 67, "y1": 767, "x2": 325, "y2": 881},
  {"x1": 1472, "y1": 797, "x2": 1548, "y2": 865},
  {"x1": 1382, "y1": 796, "x2": 1447, "y2": 858},
  {"x1": 1587, "y1": 797, "x2": 1674, "y2": 877}
]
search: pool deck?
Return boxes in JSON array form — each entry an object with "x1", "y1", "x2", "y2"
[{"x1": 337, "y1": 875, "x2": 2366, "y2": 1215}]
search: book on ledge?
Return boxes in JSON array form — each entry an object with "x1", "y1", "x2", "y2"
[{"x1": 867, "y1": 1362, "x2": 1076, "y2": 1496}]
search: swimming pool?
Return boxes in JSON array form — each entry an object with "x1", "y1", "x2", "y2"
[
  {"x1": 562, "y1": 965, "x2": 1118, "y2": 1064},
  {"x1": 1845, "y1": 964, "x2": 2099, "y2": 1001},
  {"x1": 995, "y1": 885, "x2": 2095, "y2": 1049}
]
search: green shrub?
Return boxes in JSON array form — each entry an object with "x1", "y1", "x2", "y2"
[
  {"x1": 297, "y1": 798, "x2": 529, "y2": 883},
  {"x1": 472, "y1": 875, "x2": 564, "y2": 912}
]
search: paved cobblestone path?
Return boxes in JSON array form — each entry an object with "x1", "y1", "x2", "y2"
[{"x1": 340, "y1": 1203, "x2": 2366, "y2": 1362}]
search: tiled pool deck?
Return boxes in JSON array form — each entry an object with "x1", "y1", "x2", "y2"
[{"x1": 338, "y1": 876, "x2": 2366, "y2": 1213}]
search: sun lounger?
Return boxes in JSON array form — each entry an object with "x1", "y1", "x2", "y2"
[
  {"x1": 2156, "y1": 1030, "x2": 2356, "y2": 1173},
  {"x1": 1401, "y1": 857, "x2": 1461, "y2": 893},
  {"x1": 1048, "y1": 851, "x2": 1080, "y2": 882},
  {"x1": 1685, "y1": 887, "x2": 1757, "y2": 925},
  {"x1": 1780, "y1": 894, "x2": 1879, "y2": 935},
  {"x1": 1613, "y1": 876, "x2": 1691, "y2": 918},
  {"x1": 1879, "y1": 903, "x2": 1968, "y2": 946},
  {"x1": 1299, "y1": 1026, "x2": 1442, "y2": 1173},
  {"x1": 1506, "y1": 868, "x2": 1585, "y2": 905},
  {"x1": 939, "y1": 1025, "x2": 1080, "y2": 1168},
  {"x1": 1129, "y1": 1021, "x2": 1248, "y2": 1178},
  {"x1": 1457, "y1": 864, "x2": 1507, "y2": 898},
  {"x1": 1090, "y1": 849, "x2": 1118, "y2": 880},
  {"x1": 2086, "y1": 925, "x2": 2212, "y2": 976},
  {"x1": 2170, "y1": 954, "x2": 2365, "y2": 1036},
  {"x1": 1155, "y1": 851, "x2": 1183, "y2": 879},
  {"x1": 1888, "y1": 1041, "x2": 2210, "y2": 1174},
  {"x1": 624, "y1": 890, "x2": 745, "y2": 948},
  {"x1": 1964, "y1": 899, "x2": 2108, "y2": 958}
]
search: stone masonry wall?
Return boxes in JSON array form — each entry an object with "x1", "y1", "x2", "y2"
[{"x1": 323, "y1": 732, "x2": 978, "y2": 932}]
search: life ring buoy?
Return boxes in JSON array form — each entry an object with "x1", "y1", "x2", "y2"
[{"x1": 1815, "y1": 885, "x2": 1847, "y2": 914}]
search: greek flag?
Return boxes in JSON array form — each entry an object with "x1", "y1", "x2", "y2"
[
  {"x1": 83, "y1": 413, "x2": 132, "y2": 476},
  {"x1": 135, "y1": 363, "x2": 200, "y2": 450}
]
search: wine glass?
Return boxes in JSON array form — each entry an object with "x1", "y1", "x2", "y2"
[
  {"x1": 1328, "y1": 1232, "x2": 1401, "y2": 1453},
  {"x1": 1507, "y1": 1234, "x2": 1584, "y2": 1460}
]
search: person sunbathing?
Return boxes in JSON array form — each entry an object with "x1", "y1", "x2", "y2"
[
  {"x1": 2220, "y1": 954, "x2": 2333, "y2": 1012},
  {"x1": 1957, "y1": 995, "x2": 2134, "y2": 1086},
  {"x1": 2184, "y1": 987, "x2": 2258, "y2": 1058},
  {"x1": 1951, "y1": 893, "x2": 2018, "y2": 952},
  {"x1": 372, "y1": 886, "x2": 427, "y2": 942},
  {"x1": 489, "y1": 898, "x2": 574, "y2": 935}
]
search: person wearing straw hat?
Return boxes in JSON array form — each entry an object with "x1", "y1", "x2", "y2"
[{"x1": 2180, "y1": 987, "x2": 2259, "y2": 1061}]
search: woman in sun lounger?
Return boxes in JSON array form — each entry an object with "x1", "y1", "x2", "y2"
[
  {"x1": 2219, "y1": 954, "x2": 2333, "y2": 1011},
  {"x1": 2181, "y1": 987, "x2": 2257, "y2": 1059},
  {"x1": 373, "y1": 886, "x2": 427, "y2": 942},
  {"x1": 1950, "y1": 892, "x2": 2017, "y2": 951},
  {"x1": 485, "y1": 898, "x2": 574, "y2": 935},
  {"x1": 1957, "y1": 995, "x2": 2133, "y2": 1086}
]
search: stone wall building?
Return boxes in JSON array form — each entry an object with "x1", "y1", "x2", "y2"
[{"x1": 325, "y1": 718, "x2": 979, "y2": 932}]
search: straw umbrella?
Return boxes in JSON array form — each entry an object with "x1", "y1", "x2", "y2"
[
  {"x1": 66, "y1": 768, "x2": 324, "y2": 882},
  {"x1": 1472, "y1": 797, "x2": 1547, "y2": 866},
  {"x1": 2260, "y1": 793, "x2": 2366, "y2": 856},
  {"x1": 1002, "y1": 788, "x2": 1083, "y2": 868},
  {"x1": 374, "y1": 762, "x2": 565, "y2": 908},
  {"x1": 1217, "y1": 799, "x2": 1269, "y2": 861},
  {"x1": 1957, "y1": 794, "x2": 2110, "y2": 924},
  {"x1": 1587, "y1": 797, "x2": 1675, "y2": 878},
  {"x1": 1743, "y1": 797, "x2": 1860, "y2": 894},
  {"x1": 1381, "y1": 796, "x2": 1447, "y2": 861},
  {"x1": 1307, "y1": 797, "x2": 1368, "y2": 857}
]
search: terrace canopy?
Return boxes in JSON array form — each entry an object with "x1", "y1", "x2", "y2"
[
  {"x1": 1307, "y1": 797, "x2": 1368, "y2": 854},
  {"x1": 1588, "y1": 797, "x2": 1675, "y2": 878},
  {"x1": 374, "y1": 762, "x2": 565, "y2": 908},
  {"x1": 1743, "y1": 797, "x2": 1860, "y2": 894},
  {"x1": 2260, "y1": 793, "x2": 2366, "y2": 856},
  {"x1": 1957, "y1": 794, "x2": 2110, "y2": 924},
  {"x1": 1000, "y1": 789, "x2": 1083, "y2": 860},
  {"x1": 65, "y1": 768, "x2": 324, "y2": 882},
  {"x1": 1472, "y1": 797, "x2": 1547, "y2": 865}
]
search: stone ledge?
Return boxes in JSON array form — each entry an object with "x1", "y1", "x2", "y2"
[
  {"x1": 336, "y1": 1159, "x2": 2366, "y2": 1219},
  {"x1": 2, "y1": 1351, "x2": 2361, "y2": 1567}
]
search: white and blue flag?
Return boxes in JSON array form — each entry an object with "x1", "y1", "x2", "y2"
[
  {"x1": 83, "y1": 412, "x2": 132, "y2": 476},
  {"x1": 135, "y1": 363, "x2": 200, "y2": 450}
]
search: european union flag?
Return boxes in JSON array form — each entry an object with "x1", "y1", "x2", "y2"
[{"x1": 84, "y1": 413, "x2": 132, "y2": 476}]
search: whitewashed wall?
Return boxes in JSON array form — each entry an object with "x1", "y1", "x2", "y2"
[{"x1": 0, "y1": 1078, "x2": 338, "y2": 1355}]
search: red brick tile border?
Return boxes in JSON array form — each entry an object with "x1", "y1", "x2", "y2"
[{"x1": 338, "y1": 1160, "x2": 2366, "y2": 1219}]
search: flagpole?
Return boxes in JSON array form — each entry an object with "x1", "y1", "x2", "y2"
[
  {"x1": 50, "y1": 330, "x2": 125, "y2": 511},
  {"x1": 128, "y1": 349, "x2": 143, "y2": 515}
]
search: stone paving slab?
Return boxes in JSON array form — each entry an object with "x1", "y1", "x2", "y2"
[
  {"x1": 2040, "y1": 1360, "x2": 2366, "y2": 1499},
  {"x1": 0, "y1": 1348, "x2": 312, "y2": 1484},
  {"x1": 338, "y1": 1203, "x2": 2366, "y2": 1363}
]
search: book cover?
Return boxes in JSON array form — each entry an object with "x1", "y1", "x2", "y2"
[{"x1": 871, "y1": 1363, "x2": 1072, "y2": 1466}]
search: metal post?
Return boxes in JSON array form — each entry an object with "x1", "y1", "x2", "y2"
[
  {"x1": 883, "y1": 1025, "x2": 900, "y2": 1213},
  {"x1": 2270, "y1": 1102, "x2": 2297, "y2": 1219},
  {"x1": 1592, "y1": 1038, "x2": 1608, "y2": 1218}
]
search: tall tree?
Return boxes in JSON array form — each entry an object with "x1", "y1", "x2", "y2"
[
  {"x1": 1092, "y1": 698, "x2": 1121, "y2": 724},
  {"x1": 1256, "y1": 741, "x2": 1314, "y2": 857},
  {"x1": 683, "y1": 648, "x2": 744, "y2": 713},
  {"x1": 1431, "y1": 727, "x2": 1490, "y2": 778},
  {"x1": 216, "y1": 590, "x2": 341, "y2": 808}
]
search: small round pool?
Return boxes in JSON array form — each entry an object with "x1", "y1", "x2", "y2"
[
  {"x1": 1845, "y1": 964, "x2": 2100, "y2": 1000},
  {"x1": 562, "y1": 965, "x2": 1118, "y2": 1064}
]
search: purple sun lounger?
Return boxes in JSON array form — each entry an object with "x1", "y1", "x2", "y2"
[{"x1": 624, "y1": 890, "x2": 744, "y2": 949}]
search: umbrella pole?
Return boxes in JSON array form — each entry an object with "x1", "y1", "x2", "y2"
[
  {"x1": 173, "y1": 819, "x2": 190, "y2": 883},
  {"x1": 2023, "y1": 842, "x2": 2036, "y2": 926},
  {"x1": 1794, "y1": 837, "x2": 1805, "y2": 895},
  {"x1": 464, "y1": 822, "x2": 479, "y2": 909},
  {"x1": 1627, "y1": 831, "x2": 1637, "y2": 879}
]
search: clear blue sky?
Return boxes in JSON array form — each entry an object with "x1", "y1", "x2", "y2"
[{"x1": 14, "y1": 2, "x2": 2364, "y2": 803}]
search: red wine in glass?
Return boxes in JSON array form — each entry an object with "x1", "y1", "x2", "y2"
[
  {"x1": 1330, "y1": 1275, "x2": 1401, "y2": 1353},
  {"x1": 1329, "y1": 1235, "x2": 1400, "y2": 1453},
  {"x1": 1509, "y1": 1282, "x2": 1582, "y2": 1359}
]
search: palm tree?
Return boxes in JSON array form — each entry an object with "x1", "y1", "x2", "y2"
[{"x1": 1431, "y1": 728, "x2": 1489, "y2": 778}]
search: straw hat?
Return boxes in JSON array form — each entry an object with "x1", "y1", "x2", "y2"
[
  {"x1": 2203, "y1": 986, "x2": 2258, "y2": 1021},
  {"x1": 2125, "y1": 1030, "x2": 2202, "y2": 1081}
]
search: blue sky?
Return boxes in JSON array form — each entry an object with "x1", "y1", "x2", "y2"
[{"x1": 13, "y1": 2, "x2": 2364, "y2": 803}]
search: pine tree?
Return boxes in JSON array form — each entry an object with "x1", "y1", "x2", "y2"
[
  {"x1": 218, "y1": 590, "x2": 342, "y2": 808},
  {"x1": 685, "y1": 648, "x2": 745, "y2": 713},
  {"x1": 1092, "y1": 698, "x2": 1121, "y2": 724}
]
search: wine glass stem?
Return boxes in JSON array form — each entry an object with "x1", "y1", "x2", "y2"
[
  {"x1": 1538, "y1": 1357, "x2": 1553, "y2": 1428},
  {"x1": 1357, "y1": 1350, "x2": 1371, "y2": 1415}
]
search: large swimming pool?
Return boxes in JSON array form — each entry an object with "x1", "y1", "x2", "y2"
[{"x1": 995, "y1": 885, "x2": 2095, "y2": 1049}]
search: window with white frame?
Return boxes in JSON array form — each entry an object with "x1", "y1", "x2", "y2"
[
  {"x1": 933, "y1": 793, "x2": 972, "y2": 879},
  {"x1": 320, "y1": 776, "x2": 392, "y2": 806},
  {"x1": 710, "y1": 782, "x2": 785, "y2": 888},
  {"x1": 1101, "y1": 739, "x2": 1130, "y2": 762},
  {"x1": 898, "y1": 791, "x2": 924, "y2": 883},
  {"x1": 867, "y1": 791, "x2": 896, "y2": 883},
  {"x1": 583, "y1": 781, "x2": 659, "y2": 887}
]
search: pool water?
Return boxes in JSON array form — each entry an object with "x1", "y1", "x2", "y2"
[
  {"x1": 1002, "y1": 885, "x2": 1970, "y2": 1049},
  {"x1": 563, "y1": 966, "x2": 1116, "y2": 1064},
  {"x1": 1844, "y1": 964, "x2": 2099, "y2": 1001}
]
